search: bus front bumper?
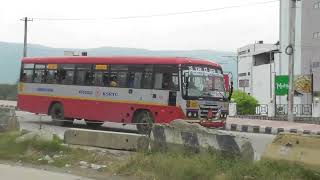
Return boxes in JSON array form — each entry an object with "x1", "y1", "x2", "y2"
[{"x1": 184, "y1": 119, "x2": 226, "y2": 129}]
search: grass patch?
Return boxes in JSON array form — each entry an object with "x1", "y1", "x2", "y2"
[
  {"x1": 116, "y1": 152, "x2": 320, "y2": 180},
  {"x1": 0, "y1": 132, "x2": 117, "y2": 169}
]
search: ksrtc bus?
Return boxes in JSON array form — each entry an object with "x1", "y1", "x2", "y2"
[{"x1": 18, "y1": 56, "x2": 233, "y2": 133}]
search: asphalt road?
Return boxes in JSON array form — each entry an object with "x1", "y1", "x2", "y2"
[
  {"x1": 0, "y1": 164, "x2": 91, "y2": 180},
  {"x1": 16, "y1": 111, "x2": 275, "y2": 160}
]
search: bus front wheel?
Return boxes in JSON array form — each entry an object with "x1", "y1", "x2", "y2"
[{"x1": 134, "y1": 110, "x2": 154, "y2": 134}]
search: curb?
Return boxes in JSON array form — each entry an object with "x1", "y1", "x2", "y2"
[
  {"x1": 225, "y1": 123, "x2": 320, "y2": 135},
  {"x1": 0, "y1": 104, "x2": 17, "y2": 110}
]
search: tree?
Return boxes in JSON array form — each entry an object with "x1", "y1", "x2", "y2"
[{"x1": 231, "y1": 90, "x2": 258, "y2": 115}]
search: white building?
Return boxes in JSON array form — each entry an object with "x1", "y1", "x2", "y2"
[
  {"x1": 278, "y1": 0, "x2": 320, "y2": 105},
  {"x1": 237, "y1": 0, "x2": 320, "y2": 116},
  {"x1": 237, "y1": 41, "x2": 279, "y2": 104},
  {"x1": 238, "y1": 0, "x2": 320, "y2": 116}
]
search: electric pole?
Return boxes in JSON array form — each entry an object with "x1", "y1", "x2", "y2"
[
  {"x1": 20, "y1": 17, "x2": 33, "y2": 57},
  {"x1": 287, "y1": 0, "x2": 298, "y2": 122}
]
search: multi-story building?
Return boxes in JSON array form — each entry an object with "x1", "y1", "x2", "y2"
[
  {"x1": 278, "y1": 0, "x2": 320, "y2": 105},
  {"x1": 237, "y1": 41, "x2": 279, "y2": 104},
  {"x1": 237, "y1": 0, "x2": 320, "y2": 111}
]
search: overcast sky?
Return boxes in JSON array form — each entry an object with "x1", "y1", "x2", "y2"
[{"x1": 0, "y1": 0, "x2": 279, "y2": 51}]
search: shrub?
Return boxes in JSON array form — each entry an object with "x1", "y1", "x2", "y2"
[
  {"x1": 232, "y1": 90, "x2": 258, "y2": 115},
  {"x1": 0, "y1": 84, "x2": 17, "y2": 100}
]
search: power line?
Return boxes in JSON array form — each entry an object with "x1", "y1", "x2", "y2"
[{"x1": 32, "y1": 0, "x2": 278, "y2": 21}]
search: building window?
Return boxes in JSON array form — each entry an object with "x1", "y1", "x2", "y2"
[
  {"x1": 239, "y1": 79, "x2": 249, "y2": 87},
  {"x1": 313, "y1": 32, "x2": 320, "y2": 39},
  {"x1": 238, "y1": 73, "x2": 247, "y2": 77},
  {"x1": 314, "y1": 2, "x2": 320, "y2": 9}
]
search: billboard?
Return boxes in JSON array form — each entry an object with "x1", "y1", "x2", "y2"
[
  {"x1": 275, "y1": 75, "x2": 289, "y2": 96},
  {"x1": 275, "y1": 75, "x2": 312, "y2": 96}
]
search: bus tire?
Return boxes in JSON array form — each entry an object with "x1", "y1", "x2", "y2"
[
  {"x1": 85, "y1": 120, "x2": 103, "y2": 129},
  {"x1": 49, "y1": 103, "x2": 73, "y2": 126},
  {"x1": 134, "y1": 110, "x2": 154, "y2": 134}
]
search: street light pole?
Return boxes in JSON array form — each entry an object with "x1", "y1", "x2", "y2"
[
  {"x1": 287, "y1": 0, "x2": 298, "y2": 122},
  {"x1": 20, "y1": 17, "x2": 33, "y2": 57}
]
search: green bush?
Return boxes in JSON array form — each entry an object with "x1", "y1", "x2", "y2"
[
  {"x1": 232, "y1": 90, "x2": 258, "y2": 115},
  {"x1": 0, "y1": 84, "x2": 17, "y2": 100}
]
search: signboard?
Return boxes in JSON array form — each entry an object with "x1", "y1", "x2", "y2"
[
  {"x1": 275, "y1": 75, "x2": 289, "y2": 96},
  {"x1": 294, "y1": 75, "x2": 312, "y2": 95},
  {"x1": 95, "y1": 65, "x2": 108, "y2": 70},
  {"x1": 47, "y1": 64, "x2": 57, "y2": 70},
  {"x1": 275, "y1": 75, "x2": 312, "y2": 96}
]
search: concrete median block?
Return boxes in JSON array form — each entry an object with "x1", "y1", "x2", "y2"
[
  {"x1": 0, "y1": 107, "x2": 19, "y2": 132},
  {"x1": 262, "y1": 133, "x2": 320, "y2": 168},
  {"x1": 64, "y1": 128, "x2": 148, "y2": 151},
  {"x1": 150, "y1": 120, "x2": 254, "y2": 161}
]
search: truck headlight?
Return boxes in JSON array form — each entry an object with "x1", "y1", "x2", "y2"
[{"x1": 187, "y1": 110, "x2": 198, "y2": 118}]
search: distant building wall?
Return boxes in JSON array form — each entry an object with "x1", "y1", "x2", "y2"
[
  {"x1": 237, "y1": 42, "x2": 278, "y2": 104},
  {"x1": 279, "y1": 0, "x2": 320, "y2": 104}
]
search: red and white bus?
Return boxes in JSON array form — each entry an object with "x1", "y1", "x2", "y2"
[{"x1": 17, "y1": 56, "x2": 232, "y2": 133}]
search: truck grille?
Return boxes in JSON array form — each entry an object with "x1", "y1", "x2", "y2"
[{"x1": 199, "y1": 104, "x2": 219, "y2": 119}]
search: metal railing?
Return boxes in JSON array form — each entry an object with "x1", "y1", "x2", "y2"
[
  {"x1": 255, "y1": 104, "x2": 268, "y2": 116},
  {"x1": 276, "y1": 104, "x2": 312, "y2": 117}
]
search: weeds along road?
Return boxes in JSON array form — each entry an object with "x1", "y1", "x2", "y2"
[{"x1": 16, "y1": 111, "x2": 275, "y2": 160}]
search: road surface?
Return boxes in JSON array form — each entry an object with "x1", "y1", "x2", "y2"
[{"x1": 0, "y1": 163, "x2": 91, "y2": 180}]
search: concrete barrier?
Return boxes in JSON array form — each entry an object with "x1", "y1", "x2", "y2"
[
  {"x1": 262, "y1": 133, "x2": 320, "y2": 168},
  {"x1": 149, "y1": 120, "x2": 254, "y2": 161},
  {"x1": 64, "y1": 128, "x2": 148, "y2": 151},
  {"x1": 0, "y1": 107, "x2": 19, "y2": 132}
]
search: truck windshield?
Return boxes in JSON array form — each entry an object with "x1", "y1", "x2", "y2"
[{"x1": 182, "y1": 65, "x2": 225, "y2": 99}]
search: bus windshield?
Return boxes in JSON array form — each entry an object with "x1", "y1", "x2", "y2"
[{"x1": 182, "y1": 65, "x2": 225, "y2": 99}]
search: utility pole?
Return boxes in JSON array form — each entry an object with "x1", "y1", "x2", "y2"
[
  {"x1": 20, "y1": 17, "x2": 33, "y2": 57},
  {"x1": 286, "y1": 0, "x2": 298, "y2": 122}
]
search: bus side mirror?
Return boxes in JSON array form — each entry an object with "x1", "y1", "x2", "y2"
[
  {"x1": 228, "y1": 81, "x2": 234, "y2": 101},
  {"x1": 184, "y1": 72, "x2": 189, "y2": 97},
  {"x1": 184, "y1": 72, "x2": 189, "y2": 84}
]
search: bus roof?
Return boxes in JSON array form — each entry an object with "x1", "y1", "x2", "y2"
[{"x1": 22, "y1": 56, "x2": 221, "y2": 68}]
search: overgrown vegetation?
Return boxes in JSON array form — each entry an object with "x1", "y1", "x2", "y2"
[
  {"x1": 232, "y1": 90, "x2": 258, "y2": 115},
  {"x1": 0, "y1": 84, "x2": 17, "y2": 100},
  {"x1": 0, "y1": 132, "x2": 117, "y2": 169},
  {"x1": 117, "y1": 152, "x2": 320, "y2": 180}
]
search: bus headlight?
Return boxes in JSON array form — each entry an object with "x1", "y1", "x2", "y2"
[
  {"x1": 186, "y1": 100, "x2": 199, "y2": 108},
  {"x1": 187, "y1": 110, "x2": 198, "y2": 118}
]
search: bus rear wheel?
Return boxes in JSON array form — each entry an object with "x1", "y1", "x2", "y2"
[
  {"x1": 85, "y1": 120, "x2": 103, "y2": 129},
  {"x1": 50, "y1": 103, "x2": 73, "y2": 126},
  {"x1": 134, "y1": 110, "x2": 154, "y2": 134}
]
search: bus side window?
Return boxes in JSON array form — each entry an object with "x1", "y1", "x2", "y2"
[
  {"x1": 141, "y1": 65, "x2": 153, "y2": 89},
  {"x1": 58, "y1": 64, "x2": 75, "y2": 85},
  {"x1": 21, "y1": 69, "x2": 33, "y2": 83},
  {"x1": 33, "y1": 64, "x2": 46, "y2": 83},
  {"x1": 93, "y1": 71, "x2": 109, "y2": 86},
  {"x1": 127, "y1": 72, "x2": 142, "y2": 88},
  {"x1": 110, "y1": 65, "x2": 128, "y2": 88},
  {"x1": 153, "y1": 65, "x2": 179, "y2": 90},
  {"x1": 46, "y1": 70, "x2": 57, "y2": 84},
  {"x1": 75, "y1": 64, "x2": 92, "y2": 86}
]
